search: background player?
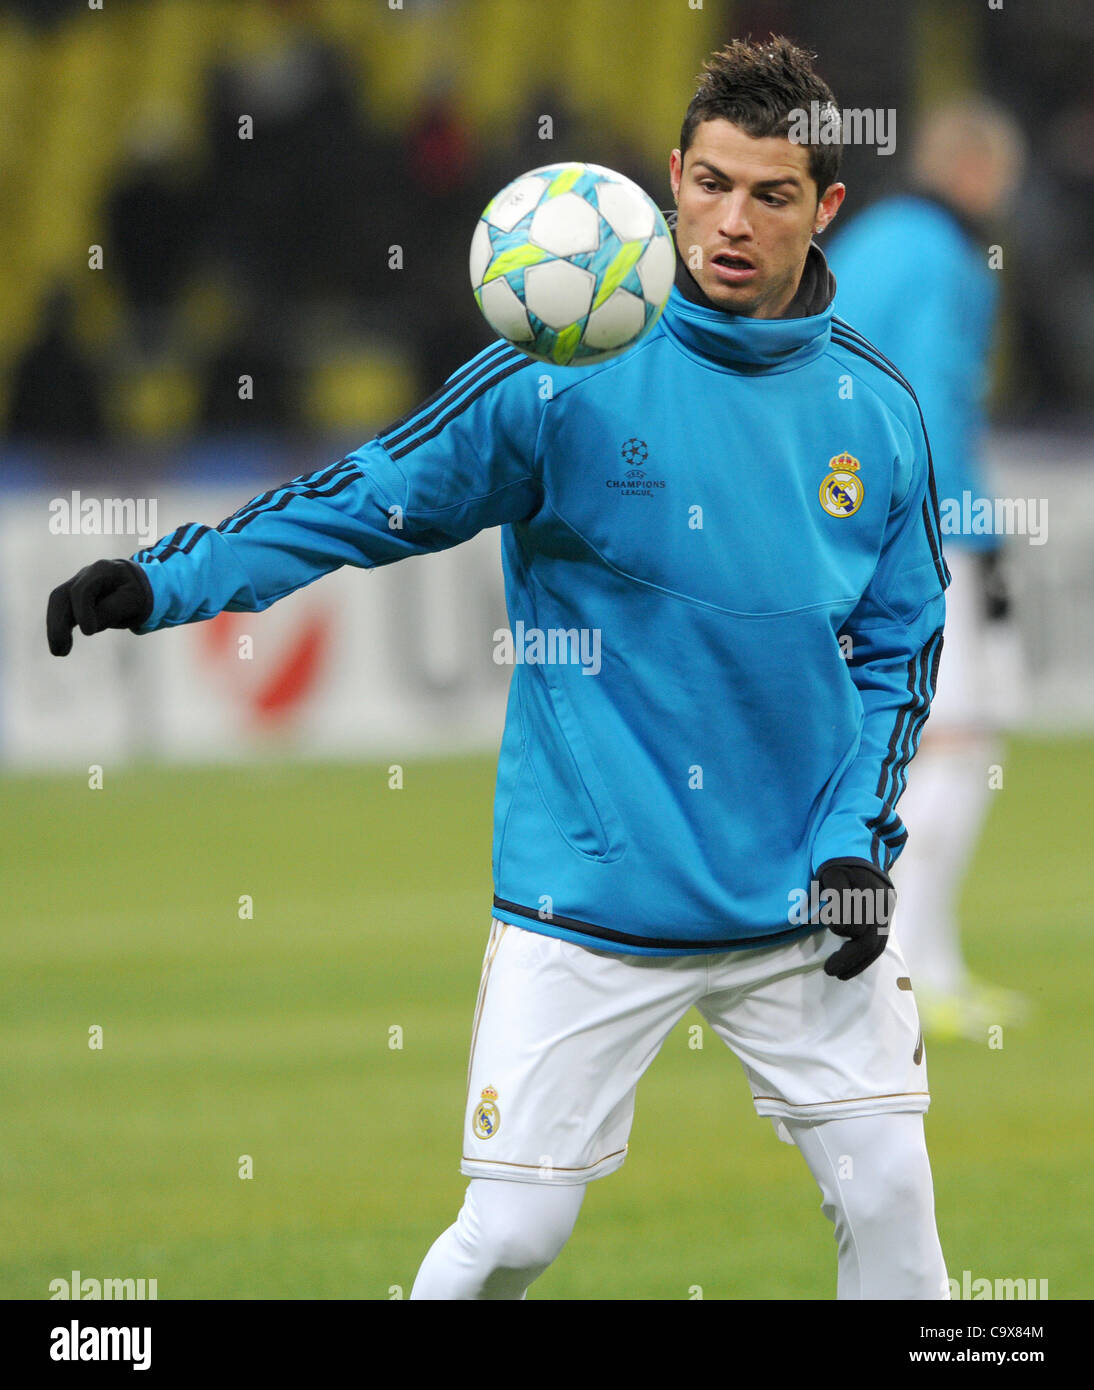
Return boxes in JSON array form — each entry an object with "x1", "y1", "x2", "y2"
[{"x1": 827, "y1": 98, "x2": 1029, "y2": 1038}]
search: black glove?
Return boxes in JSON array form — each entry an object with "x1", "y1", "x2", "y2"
[
  {"x1": 976, "y1": 548, "x2": 1011, "y2": 623},
  {"x1": 818, "y1": 860, "x2": 896, "y2": 981},
  {"x1": 47, "y1": 559, "x2": 154, "y2": 656}
]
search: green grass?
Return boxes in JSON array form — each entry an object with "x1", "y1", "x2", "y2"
[{"x1": 2, "y1": 737, "x2": 1092, "y2": 1300}]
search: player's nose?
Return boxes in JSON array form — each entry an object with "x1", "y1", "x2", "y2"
[{"x1": 717, "y1": 192, "x2": 753, "y2": 240}]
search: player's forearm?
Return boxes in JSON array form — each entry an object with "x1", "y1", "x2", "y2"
[
  {"x1": 132, "y1": 525, "x2": 302, "y2": 630},
  {"x1": 812, "y1": 618, "x2": 945, "y2": 874},
  {"x1": 130, "y1": 459, "x2": 407, "y2": 632}
]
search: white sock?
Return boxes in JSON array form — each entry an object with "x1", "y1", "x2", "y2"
[
  {"x1": 410, "y1": 1177, "x2": 585, "y2": 1300},
  {"x1": 892, "y1": 741, "x2": 999, "y2": 995},
  {"x1": 787, "y1": 1112, "x2": 949, "y2": 1299}
]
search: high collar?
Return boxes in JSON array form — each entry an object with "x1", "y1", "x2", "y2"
[{"x1": 658, "y1": 241, "x2": 836, "y2": 374}]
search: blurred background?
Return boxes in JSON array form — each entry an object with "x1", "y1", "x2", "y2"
[
  {"x1": 2, "y1": 0, "x2": 1092, "y2": 1303},
  {"x1": 1, "y1": 0, "x2": 1092, "y2": 761}
]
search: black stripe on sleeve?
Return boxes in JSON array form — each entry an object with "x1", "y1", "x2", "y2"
[
  {"x1": 831, "y1": 316, "x2": 919, "y2": 395},
  {"x1": 377, "y1": 342, "x2": 517, "y2": 449},
  {"x1": 871, "y1": 649, "x2": 923, "y2": 805},
  {"x1": 218, "y1": 464, "x2": 363, "y2": 537},
  {"x1": 216, "y1": 458, "x2": 358, "y2": 536},
  {"x1": 866, "y1": 627, "x2": 944, "y2": 865},
  {"x1": 385, "y1": 354, "x2": 533, "y2": 462},
  {"x1": 144, "y1": 523, "x2": 212, "y2": 563},
  {"x1": 830, "y1": 329, "x2": 948, "y2": 592}
]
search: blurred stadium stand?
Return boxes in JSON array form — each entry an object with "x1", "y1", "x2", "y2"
[
  {"x1": 1, "y1": 0, "x2": 1090, "y2": 444},
  {"x1": 1, "y1": 0, "x2": 1091, "y2": 760},
  {"x1": 0, "y1": 0, "x2": 715, "y2": 451}
]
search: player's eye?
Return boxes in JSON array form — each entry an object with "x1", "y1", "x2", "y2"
[{"x1": 760, "y1": 194, "x2": 786, "y2": 206}]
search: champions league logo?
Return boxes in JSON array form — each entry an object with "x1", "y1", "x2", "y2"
[{"x1": 608, "y1": 438, "x2": 665, "y2": 496}]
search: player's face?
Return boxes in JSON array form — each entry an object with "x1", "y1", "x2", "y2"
[{"x1": 669, "y1": 119, "x2": 845, "y2": 318}]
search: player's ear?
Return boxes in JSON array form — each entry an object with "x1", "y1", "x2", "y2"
[
  {"x1": 669, "y1": 148, "x2": 683, "y2": 204},
  {"x1": 813, "y1": 181, "x2": 846, "y2": 234}
]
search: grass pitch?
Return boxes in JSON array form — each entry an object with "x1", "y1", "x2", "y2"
[{"x1": 2, "y1": 736, "x2": 1092, "y2": 1300}]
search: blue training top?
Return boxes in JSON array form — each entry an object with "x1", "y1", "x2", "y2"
[{"x1": 132, "y1": 246, "x2": 948, "y2": 955}]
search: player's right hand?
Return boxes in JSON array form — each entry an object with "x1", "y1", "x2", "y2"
[{"x1": 47, "y1": 559, "x2": 154, "y2": 656}]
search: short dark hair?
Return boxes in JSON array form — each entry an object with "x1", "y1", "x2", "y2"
[{"x1": 680, "y1": 37, "x2": 841, "y2": 197}]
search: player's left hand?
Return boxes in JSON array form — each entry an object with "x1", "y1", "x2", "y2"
[
  {"x1": 817, "y1": 860, "x2": 896, "y2": 981},
  {"x1": 47, "y1": 558, "x2": 153, "y2": 657}
]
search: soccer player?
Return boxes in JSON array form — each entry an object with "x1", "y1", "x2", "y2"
[
  {"x1": 48, "y1": 39, "x2": 950, "y2": 1300},
  {"x1": 826, "y1": 98, "x2": 1028, "y2": 1038}
]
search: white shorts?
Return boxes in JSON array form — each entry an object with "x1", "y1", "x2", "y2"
[{"x1": 460, "y1": 920, "x2": 928, "y2": 1184}]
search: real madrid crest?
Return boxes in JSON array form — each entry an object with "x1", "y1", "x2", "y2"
[
  {"x1": 473, "y1": 1085, "x2": 500, "y2": 1140},
  {"x1": 819, "y1": 451, "x2": 864, "y2": 517}
]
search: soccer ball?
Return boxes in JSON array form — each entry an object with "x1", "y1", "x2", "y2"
[{"x1": 469, "y1": 162, "x2": 675, "y2": 366}]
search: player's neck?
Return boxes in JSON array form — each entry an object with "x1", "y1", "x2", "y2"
[{"x1": 671, "y1": 241, "x2": 834, "y2": 320}]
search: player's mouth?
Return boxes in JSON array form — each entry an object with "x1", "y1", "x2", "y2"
[{"x1": 710, "y1": 251, "x2": 757, "y2": 284}]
